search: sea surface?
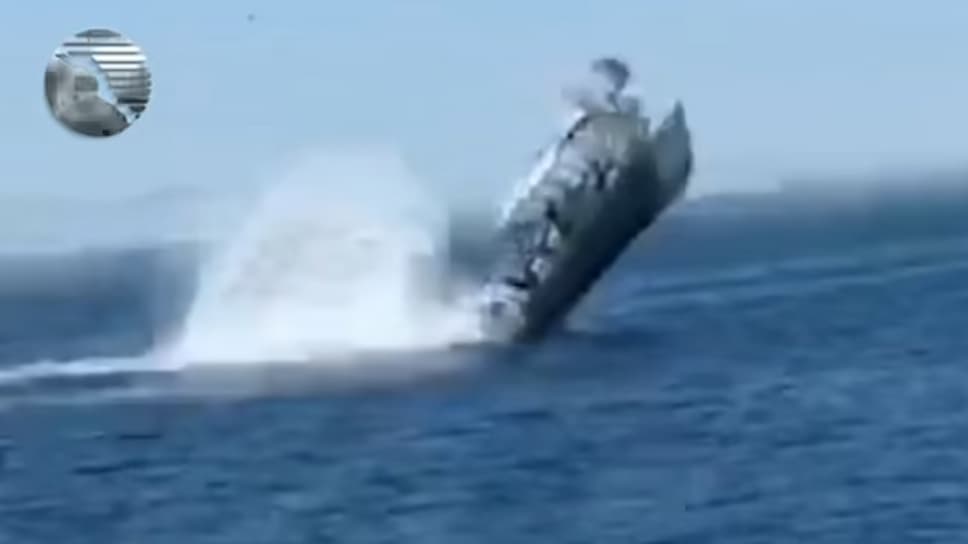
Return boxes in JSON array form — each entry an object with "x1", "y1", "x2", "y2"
[{"x1": 2, "y1": 178, "x2": 968, "y2": 543}]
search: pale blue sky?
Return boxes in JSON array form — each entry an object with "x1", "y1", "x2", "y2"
[{"x1": 3, "y1": 0, "x2": 967, "y2": 206}]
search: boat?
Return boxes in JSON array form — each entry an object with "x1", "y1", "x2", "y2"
[{"x1": 477, "y1": 58, "x2": 694, "y2": 342}]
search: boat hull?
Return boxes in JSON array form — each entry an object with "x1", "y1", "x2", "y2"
[{"x1": 480, "y1": 104, "x2": 692, "y2": 342}]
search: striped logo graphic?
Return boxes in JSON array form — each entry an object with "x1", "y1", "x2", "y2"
[{"x1": 44, "y1": 28, "x2": 152, "y2": 137}]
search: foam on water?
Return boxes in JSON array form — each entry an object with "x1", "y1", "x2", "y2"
[{"x1": 0, "y1": 355, "x2": 174, "y2": 387}]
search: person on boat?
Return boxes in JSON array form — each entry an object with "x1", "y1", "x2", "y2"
[{"x1": 500, "y1": 58, "x2": 643, "y2": 291}]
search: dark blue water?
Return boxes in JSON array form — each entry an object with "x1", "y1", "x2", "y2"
[{"x1": 2, "y1": 179, "x2": 968, "y2": 543}]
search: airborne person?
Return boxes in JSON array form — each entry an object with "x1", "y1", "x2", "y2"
[{"x1": 562, "y1": 57, "x2": 642, "y2": 121}]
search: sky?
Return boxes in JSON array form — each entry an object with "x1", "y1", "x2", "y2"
[{"x1": 1, "y1": 1, "x2": 967, "y2": 219}]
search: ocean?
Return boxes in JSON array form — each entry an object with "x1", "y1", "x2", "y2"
[{"x1": 1, "y1": 175, "x2": 968, "y2": 543}]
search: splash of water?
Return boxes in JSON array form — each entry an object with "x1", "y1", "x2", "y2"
[{"x1": 168, "y1": 147, "x2": 483, "y2": 366}]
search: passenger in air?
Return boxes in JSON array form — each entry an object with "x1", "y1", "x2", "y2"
[{"x1": 563, "y1": 57, "x2": 635, "y2": 116}]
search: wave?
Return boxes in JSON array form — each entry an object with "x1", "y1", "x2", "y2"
[
  {"x1": 166, "y1": 147, "x2": 484, "y2": 366},
  {"x1": 0, "y1": 168, "x2": 966, "y2": 390}
]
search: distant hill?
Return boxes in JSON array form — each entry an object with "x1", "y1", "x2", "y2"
[{"x1": 677, "y1": 166, "x2": 968, "y2": 217}]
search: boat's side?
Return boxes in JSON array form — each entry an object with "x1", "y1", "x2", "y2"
[
  {"x1": 479, "y1": 104, "x2": 692, "y2": 343},
  {"x1": 510, "y1": 144, "x2": 665, "y2": 341}
]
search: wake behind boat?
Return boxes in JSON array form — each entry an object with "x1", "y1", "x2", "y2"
[{"x1": 478, "y1": 58, "x2": 694, "y2": 342}]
